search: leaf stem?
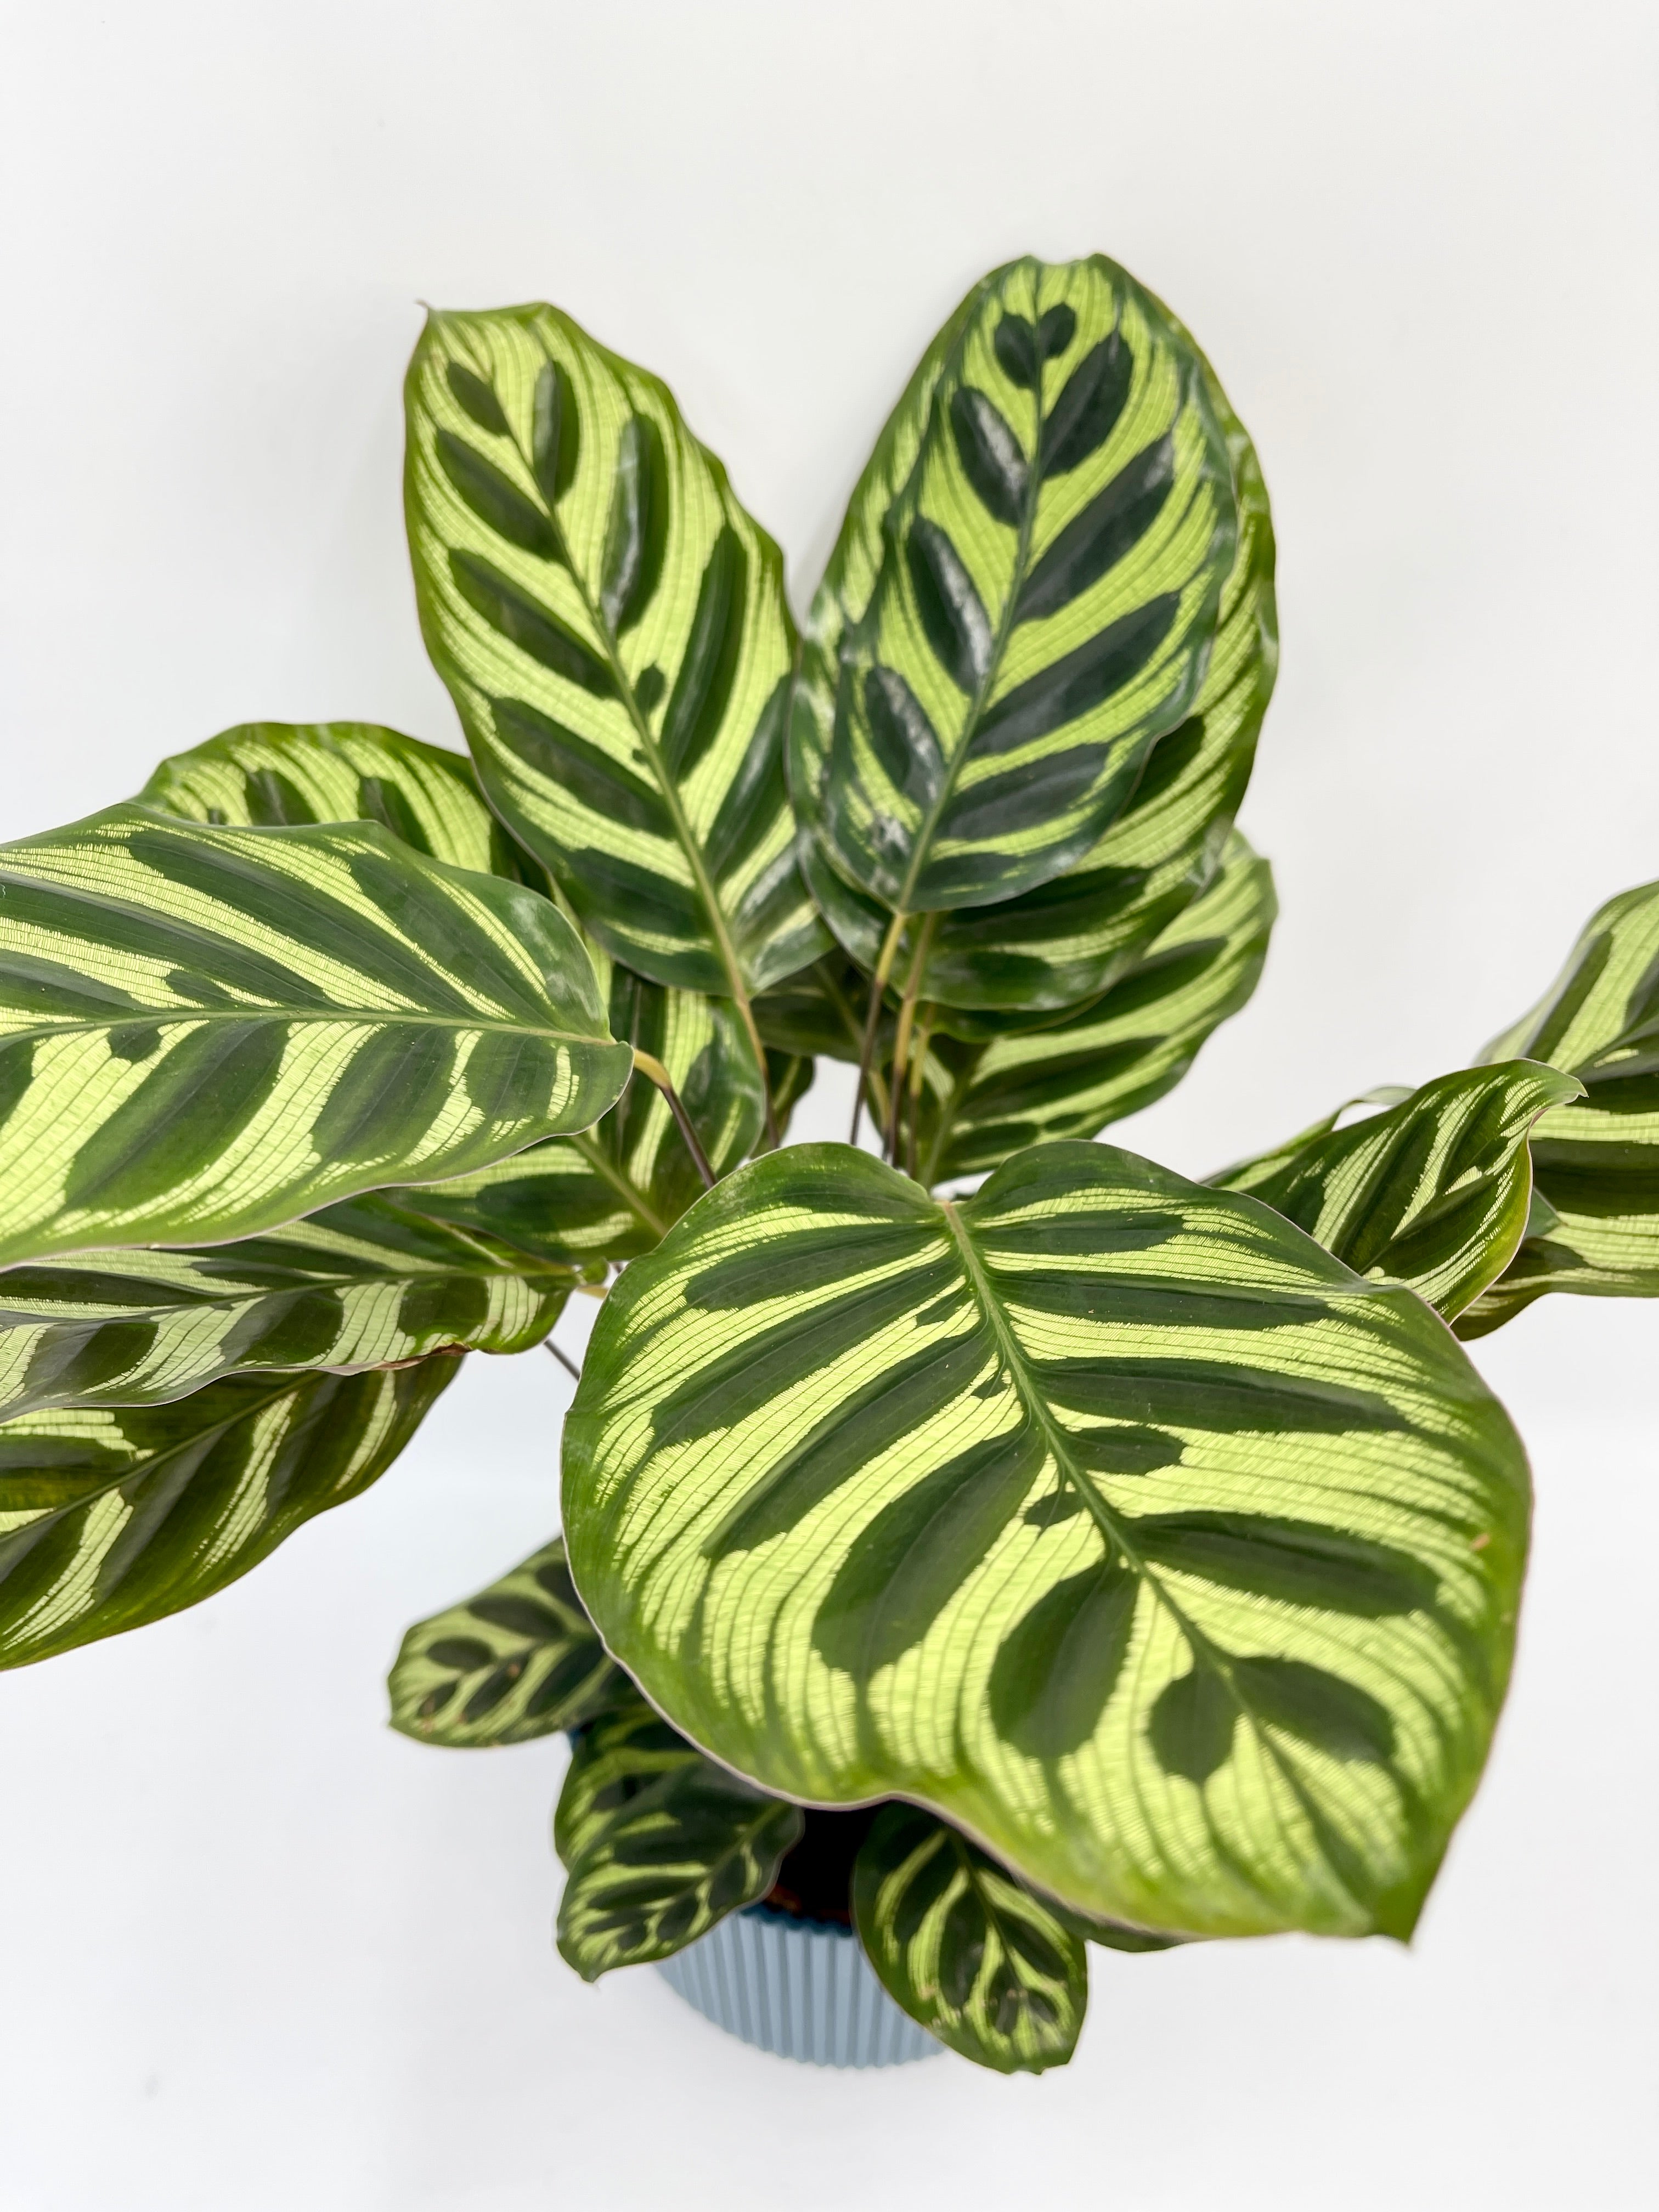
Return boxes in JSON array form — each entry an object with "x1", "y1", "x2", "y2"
[
  {"x1": 851, "y1": 910, "x2": 908, "y2": 1145},
  {"x1": 633, "y1": 1047, "x2": 716, "y2": 1189},
  {"x1": 545, "y1": 1338, "x2": 582, "y2": 1382},
  {"x1": 884, "y1": 916, "x2": 935, "y2": 1166}
]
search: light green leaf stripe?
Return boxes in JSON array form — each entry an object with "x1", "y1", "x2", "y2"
[
  {"x1": 563, "y1": 1140, "x2": 1528, "y2": 1941},
  {"x1": 0, "y1": 1359, "x2": 455, "y2": 1667},
  {"x1": 388, "y1": 1536, "x2": 628, "y2": 1747},
  {"x1": 1212, "y1": 1062, "x2": 1582, "y2": 1321},
  {"x1": 0, "y1": 1194, "x2": 574, "y2": 1421},
  {"x1": 912, "y1": 832, "x2": 1274, "y2": 1184},
  {"x1": 554, "y1": 1694, "x2": 803, "y2": 1980},
  {"x1": 853, "y1": 1803, "x2": 1085, "y2": 2073},
  {"x1": 0, "y1": 806, "x2": 630, "y2": 1265},
  {"x1": 798, "y1": 342, "x2": 1275, "y2": 1014},
  {"x1": 789, "y1": 253, "x2": 1237, "y2": 924},
  {"x1": 404, "y1": 303, "x2": 828, "y2": 1020},
  {"x1": 392, "y1": 962, "x2": 764, "y2": 1266},
  {"x1": 140, "y1": 719, "x2": 541, "y2": 881},
  {"x1": 1459, "y1": 878, "x2": 1659, "y2": 1333}
]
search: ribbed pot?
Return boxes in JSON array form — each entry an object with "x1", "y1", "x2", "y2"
[{"x1": 654, "y1": 1904, "x2": 944, "y2": 2068}]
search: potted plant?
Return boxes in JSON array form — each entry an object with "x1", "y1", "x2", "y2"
[{"x1": 2, "y1": 254, "x2": 1652, "y2": 2076}]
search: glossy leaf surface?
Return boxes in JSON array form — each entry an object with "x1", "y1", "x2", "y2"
[
  {"x1": 853, "y1": 1803, "x2": 1085, "y2": 2073},
  {"x1": 405, "y1": 303, "x2": 826, "y2": 1013},
  {"x1": 790, "y1": 255, "x2": 1237, "y2": 923},
  {"x1": 0, "y1": 1360, "x2": 455, "y2": 1666},
  {"x1": 0, "y1": 1194, "x2": 572, "y2": 1420},
  {"x1": 0, "y1": 807, "x2": 629, "y2": 1264},
  {"x1": 1212, "y1": 1062, "x2": 1582, "y2": 1321},
  {"x1": 1460, "y1": 879, "x2": 1659, "y2": 1332},
  {"x1": 564, "y1": 1141, "x2": 1528, "y2": 1939},
  {"x1": 555, "y1": 1694, "x2": 802, "y2": 1979},
  {"x1": 140, "y1": 719, "x2": 539, "y2": 879},
  {"x1": 389, "y1": 1536, "x2": 628, "y2": 1747},
  {"x1": 912, "y1": 832, "x2": 1273, "y2": 1184}
]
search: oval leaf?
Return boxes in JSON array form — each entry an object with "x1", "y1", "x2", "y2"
[
  {"x1": 789, "y1": 255, "x2": 1237, "y2": 924},
  {"x1": 853, "y1": 1802, "x2": 1085, "y2": 2073},
  {"x1": 389, "y1": 1535, "x2": 628, "y2": 1747},
  {"x1": 563, "y1": 1139, "x2": 1529, "y2": 1942},
  {"x1": 554, "y1": 1693, "x2": 803, "y2": 1980},
  {"x1": 405, "y1": 304, "x2": 827, "y2": 1020},
  {"x1": 0, "y1": 806, "x2": 630, "y2": 1263},
  {"x1": 0, "y1": 1360, "x2": 455, "y2": 1666}
]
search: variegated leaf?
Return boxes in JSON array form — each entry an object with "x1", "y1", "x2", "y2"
[
  {"x1": 910, "y1": 832, "x2": 1274, "y2": 1185},
  {"x1": 391, "y1": 961, "x2": 764, "y2": 1267},
  {"x1": 139, "y1": 719, "x2": 543, "y2": 882},
  {"x1": 798, "y1": 343, "x2": 1274, "y2": 1014},
  {"x1": 388, "y1": 1536, "x2": 628, "y2": 1747},
  {"x1": 563, "y1": 1140, "x2": 1528, "y2": 1942},
  {"x1": 0, "y1": 1359, "x2": 455, "y2": 1666},
  {"x1": 852, "y1": 1802, "x2": 1085, "y2": 2073},
  {"x1": 788, "y1": 254, "x2": 1237, "y2": 956},
  {"x1": 404, "y1": 303, "x2": 828, "y2": 1060},
  {"x1": 1211, "y1": 1063, "x2": 1582, "y2": 1321},
  {"x1": 554, "y1": 1693, "x2": 802, "y2": 1980},
  {"x1": 1459, "y1": 878, "x2": 1659, "y2": 1334},
  {"x1": 0, "y1": 1194, "x2": 575, "y2": 1421},
  {"x1": 0, "y1": 806, "x2": 630, "y2": 1265}
]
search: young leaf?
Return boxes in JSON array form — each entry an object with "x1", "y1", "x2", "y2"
[
  {"x1": 563, "y1": 1140, "x2": 1529, "y2": 1943},
  {"x1": 140, "y1": 719, "x2": 543, "y2": 882},
  {"x1": 1212, "y1": 1062, "x2": 1583, "y2": 1320},
  {"x1": 1459, "y1": 878, "x2": 1659, "y2": 1331},
  {"x1": 405, "y1": 305, "x2": 827, "y2": 1053},
  {"x1": 554, "y1": 1694, "x2": 803, "y2": 1980},
  {"x1": 0, "y1": 1360, "x2": 455, "y2": 1667},
  {"x1": 853, "y1": 1803, "x2": 1086, "y2": 2074},
  {"x1": 388, "y1": 1535, "x2": 628, "y2": 1747},
  {"x1": 0, "y1": 1194, "x2": 574, "y2": 1421},
  {"x1": 789, "y1": 255, "x2": 1237, "y2": 941},
  {"x1": 912, "y1": 833, "x2": 1274, "y2": 1184},
  {"x1": 0, "y1": 807, "x2": 631, "y2": 1265}
]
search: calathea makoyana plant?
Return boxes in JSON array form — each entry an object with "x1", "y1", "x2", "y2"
[{"x1": 3, "y1": 256, "x2": 1654, "y2": 2076}]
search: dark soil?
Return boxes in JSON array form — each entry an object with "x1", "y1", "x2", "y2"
[{"x1": 758, "y1": 1804, "x2": 882, "y2": 1927}]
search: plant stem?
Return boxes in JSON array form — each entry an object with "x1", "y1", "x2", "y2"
[
  {"x1": 633, "y1": 1048, "x2": 716, "y2": 1189},
  {"x1": 851, "y1": 910, "x2": 908, "y2": 1144},
  {"x1": 884, "y1": 918, "x2": 934, "y2": 1165},
  {"x1": 544, "y1": 1338, "x2": 582, "y2": 1382}
]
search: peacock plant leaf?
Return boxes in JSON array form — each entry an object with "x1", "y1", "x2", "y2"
[
  {"x1": 852, "y1": 1802, "x2": 1086, "y2": 2074},
  {"x1": 0, "y1": 806, "x2": 630, "y2": 1265},
  {"x1": 788, "y1": 254, "x2": 1238, "y2": 977},
  {"x1": 388, "y1": 1536, "x2": 628, "y2": 1747},
  {"x1": 1211, "y1": 1062, "x2": 1583, "y2": 1321},
  {"x1": 0, "y1": 1360, "x2": 456, "y2": 1667},
  {"x1": 910, "y1": 831, "x2": 1274, "y2": 1185},
  {"x1": 563, "y1": 1140, "x2": 1528, "y2": 1942},
  {"x1": 139, "y1": 719, "x2": 544, "y2": 883},
  {"x1": 797, "y1": 345, "x2": 1275, "y2": 1017},
  {"x1": 404, "y1": 303, "x2": 828, "y2": 1080},
  {"x1": 0, "y1": 1194, "x2": 574, "y2": 1421},
  {"x1": 554, "y1": 1692, "x2": 803, "y2": 1980},
  {"x1": 1458, "y1": 878, "x2": 1659, "y2": 1334}
]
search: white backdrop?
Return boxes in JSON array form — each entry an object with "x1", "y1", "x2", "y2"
[{"x1": 1, "y1": 4, "x2": 1656, "y2": 2207}]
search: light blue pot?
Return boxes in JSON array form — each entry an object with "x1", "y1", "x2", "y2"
[{"x1": 654, "y1": 1904, "x2": 944, "y2": 2068}]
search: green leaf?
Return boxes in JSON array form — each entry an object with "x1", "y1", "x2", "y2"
[
  {"x1": 554, "y1": 1693, "x2": 803, "y2": 1980},
  {"x1": 388, "y1": 960, "x2": 764, "y2": 1266},
  {"x1": 797, "y1": 342, "x2": 1275, "y2": 1015},
  {"x1": 139, "y1": 719, "x2": 544, "y2": 882},
  {"x1": 910, "y1": 831, "x2": 1274, "y2": 1184},
  {"x1": 388, "y1": 1535, "x2": 628, "y2": 1747},
  {"x1": 404, "y1": 304, "x2": 828, "y2": 1051},
  {"x1": 563, "y1": 1139, "x2": 1528, "y2": 1942},
  {"x1": 0, "y1": 1359, "x2": 455, "y2": 1666},
  {"x1": 1459, "y1": 878, "x2": 1659, "y2": 1333},
  {"x1": 0, "y1": 1194, "x2": 574, "y2": 1421},
  {"x1": 0, "y1": 805, "x2": 631, "y2": 1265},
  {"x1": 789, "y1": 255, "x2": 1237, "y2": 943},
  {"x1": 853, "y1": 1803, "x2": 1085, "y2": 2073},
  {"x1": 1211, "y1": 1062, "x2": 1583, "y2": 1321}
]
